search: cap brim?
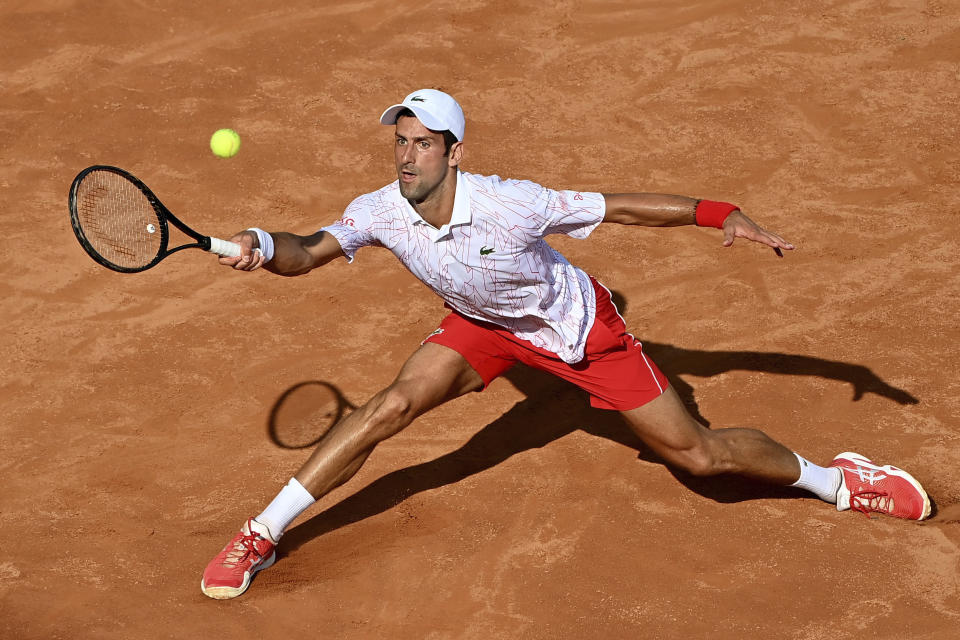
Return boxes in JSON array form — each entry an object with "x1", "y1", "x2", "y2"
[
  {"x1": 379, "y1": 104, "x2": 405, "y2": 125},
  {"x1": 379, "y1": 104, "x2": 448, "y2": 133}
]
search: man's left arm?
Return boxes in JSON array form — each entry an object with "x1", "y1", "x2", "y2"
[{"x1": 601, "y1": 193, "x2": 795, "y2": 255}]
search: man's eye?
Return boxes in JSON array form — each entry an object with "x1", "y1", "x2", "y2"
[{"x1": 419, "y1": 141, "x2": 430, "y2": 149}]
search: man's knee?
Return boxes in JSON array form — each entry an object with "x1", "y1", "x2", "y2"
[
  {"x1": 663, "y1": 435, "x2": 729, "y2": 477},
  {"x1": 679, "y1": 448, "x2": 722, "y2": 477},
  {"x1": 363, "y1": 385, "x2": 416, "y2": 440}
]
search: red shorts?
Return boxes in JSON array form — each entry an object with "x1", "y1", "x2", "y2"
[{"x1": 424, "y1": 279, "x2": 669, "y2": 411}]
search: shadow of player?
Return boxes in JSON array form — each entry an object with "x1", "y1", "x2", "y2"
[{"x1": 280, "y1": 291, "x2": 918, "y2": 553}]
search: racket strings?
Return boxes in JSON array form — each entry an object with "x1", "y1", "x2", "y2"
[{"x1": 74, "y1": 171, "x2": 162, "y2": 269}]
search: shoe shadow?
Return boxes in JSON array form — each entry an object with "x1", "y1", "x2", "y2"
[{"x1": 279, "y1": 295, "x2": 918, "y2": 551}]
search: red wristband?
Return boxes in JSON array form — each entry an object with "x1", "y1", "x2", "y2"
[{"x1": 695, "y1": 200, "x2": 739, "y2": 228}]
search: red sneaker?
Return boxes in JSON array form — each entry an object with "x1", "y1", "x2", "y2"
[
  {"x1": 201, "y1": 518, "x2": 277, "y2": 599},
  {"x1": 831, "y1": 452, "x2": 931, "y2": 520}
]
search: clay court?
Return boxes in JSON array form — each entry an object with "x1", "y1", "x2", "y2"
[{"x1": 2, "y1": 0, "x2": 959, "y2": 638}]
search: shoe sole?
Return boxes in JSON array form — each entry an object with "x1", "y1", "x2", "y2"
[
  {"x1": 833, "y1": 451, "x2": 932, "y2": 520},
  {"x1": 200, "y1": 550, "x2": 276, "y2": 600}
]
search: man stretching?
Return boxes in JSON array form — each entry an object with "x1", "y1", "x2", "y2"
[{"x1": 201, "y1": 89, "x2": 930, "y2": 600}]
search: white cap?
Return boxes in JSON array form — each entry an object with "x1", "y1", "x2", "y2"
[{"x1": 380, "y1": 89, "x2": 465, "y2": 141}]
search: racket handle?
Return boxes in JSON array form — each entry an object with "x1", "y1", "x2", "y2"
[{"x1": 208, "y1": 236, "x2": 242, "y2": 258}]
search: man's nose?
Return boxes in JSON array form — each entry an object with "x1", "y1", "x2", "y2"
[{"x1": 399, "y1": 144, "x2": 415, "y2": 165}]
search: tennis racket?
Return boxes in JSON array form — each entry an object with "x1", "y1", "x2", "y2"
[{"x1": 69, "y1": 165, "x2": 242, "y2": 273}]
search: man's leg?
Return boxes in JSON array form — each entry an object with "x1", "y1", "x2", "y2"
[
  {"x1": 619, "y1": 386, "x2": 931, "y2": 520},
  {"x1": 619, "y1": 385, "x2": 802, "y2": 484},
  {"x1": 201, "y1": 342, "x2": 484, "y2": 599},
  {"x1": 292, "y1": 342, "x2": 484, "y2": 498}
]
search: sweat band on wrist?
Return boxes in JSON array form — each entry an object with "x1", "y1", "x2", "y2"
[
  {"x1": 694, "y1": 200, "x2": 739, "y2": 228},
  {"x1": 247, "y1": 227, "x2": 275, "y2": 263}
]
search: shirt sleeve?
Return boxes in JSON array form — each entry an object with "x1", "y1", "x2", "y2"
[
  {"x1": 539, "y1": 187, "x2": 606, "y2": 239},
  {"x1": 318, "y1": 195, "x2": 380, "y2": 263}
]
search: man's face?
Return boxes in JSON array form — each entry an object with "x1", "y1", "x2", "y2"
[{"x1": 394, "y1": 115, "x2": 458, "y2": 202}]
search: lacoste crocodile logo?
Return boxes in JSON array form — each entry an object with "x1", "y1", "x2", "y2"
[
  {"x1": 480, "y1": 246, "x2": 495, "y2": 256},
  {"x1": 410, "y1": 96, "x2": 426, "y2": 102}
]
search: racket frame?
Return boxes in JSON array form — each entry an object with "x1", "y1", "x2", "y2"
[{"x1": 69, "y1": 165, "x2": 224, "y2": 273}]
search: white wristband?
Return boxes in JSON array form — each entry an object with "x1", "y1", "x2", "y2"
[{"x1": 247, "y1": 227, "x2": 275, "y2": 263}]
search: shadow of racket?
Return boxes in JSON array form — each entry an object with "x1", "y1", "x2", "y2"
[{"x1": 268, "y1": 381, "x2": 357, "y2": 450}]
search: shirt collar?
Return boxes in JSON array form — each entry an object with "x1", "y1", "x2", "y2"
[{"x1": 401, "y1": 170, "x2": 472, "y2": 241}]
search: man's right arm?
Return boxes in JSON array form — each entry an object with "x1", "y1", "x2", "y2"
[{"x1": 218, "y1": 229, "x2": 345, "y2": 276}]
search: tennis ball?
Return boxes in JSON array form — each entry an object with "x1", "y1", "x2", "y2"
[{"x1": 210, "y1": 128, "x2": 241, "y2": 158}]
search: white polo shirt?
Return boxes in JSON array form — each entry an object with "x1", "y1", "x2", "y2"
[{"x1": 321, "y1": 170, "x2": 606, "y2": 363}]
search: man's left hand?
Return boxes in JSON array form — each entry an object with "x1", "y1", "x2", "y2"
[{"x1": 722, "y1": 210, "x2": 795, "y2": 257}]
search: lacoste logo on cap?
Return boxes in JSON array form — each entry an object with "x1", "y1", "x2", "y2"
[{"x1": 410, "y1": 96, "x2": 426, "y2": 102}]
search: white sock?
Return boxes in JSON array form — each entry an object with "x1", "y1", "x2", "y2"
[
  {"x1": 255, "y1": 478, "x2": 316, "y2": 540},
  {"x1": 790, "y1": 453, "x2": 842, "y2": 503}
]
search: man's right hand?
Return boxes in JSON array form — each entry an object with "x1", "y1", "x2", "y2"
[{"x1": 218, "y1": 230, "x2": 265, "y2": 271}]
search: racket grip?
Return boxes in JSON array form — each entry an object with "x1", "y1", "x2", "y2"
[{"x1": 208, "y1": 236, "x2": 242, "y2": 258}]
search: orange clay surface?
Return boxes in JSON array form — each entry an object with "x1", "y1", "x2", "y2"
[{"x1": 2, "y1": 1, "x2": 959, "y2": 638}]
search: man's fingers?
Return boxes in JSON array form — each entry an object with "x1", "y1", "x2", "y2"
[
  {"x1": 233, "y1": 248, "x2": 264, "y2": 271},
  {"x1": 720, "y1": 211, "x2": 795, "y2": 255},
  {"x1": 755, "y1": 232, "x2": 794, "y2": 254},
  {"x1": 763, "y1": 234, "x2": 795, "y2": 253},
  {"x1": 221, "y1": 231, "x2": 262, "y2": 270},
  {"x1": 239, "y1": 234, "x2": 257, "y2": 263},
  {"x1": 723, "y1": 224, "x2": 796, "y2": 255},
  {"x1": 771, "y1": 233, "x2": 795, "y2": 251},
  {"x1": 248, "y1": 248, "x2": 265, "y2": 270},
  {"x1": 722, "y1": 224, "x2": 736, "y2": 247},
  {"x1": 216, "y1": 232, "x2": 265, "y2": 270}
]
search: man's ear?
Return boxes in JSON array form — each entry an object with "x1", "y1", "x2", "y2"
[{"x1": 448, "y1": 141, "x2": 463, "y2": 167}]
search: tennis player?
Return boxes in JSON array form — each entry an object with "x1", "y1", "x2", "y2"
[{"x1": 200, "y1": 89, "x2": 931, "y2": 600}]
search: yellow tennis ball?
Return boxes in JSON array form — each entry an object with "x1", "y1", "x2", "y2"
[{"x1": 210, "y1": 128, "x2": 241, "y2": 158}]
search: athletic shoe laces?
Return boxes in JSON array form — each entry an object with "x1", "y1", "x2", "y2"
[
  {"x1": 849, "y1": 488, "x2": 895, "y2": 518},
  {"x1": 220, "y1": 532, "x2": 267, "y2": 568}
]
